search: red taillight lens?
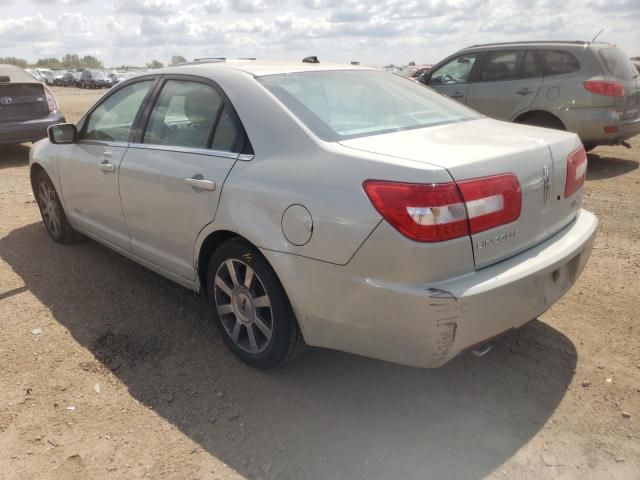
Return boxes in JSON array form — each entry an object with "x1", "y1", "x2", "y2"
[
  {"x1": 583, "y1": 80, "x2": 625, "y2": 97},
  {"x1": 456, "y1": 174, "x2": 521, "y2": 234},
  {"x1": 363, "y1": 173, "x2": 521, "y2": 242},
  {"x1": 43, "y1": 85, "x2": 58, "y2": 113},
  {"x1": 565, "y1": 145, "x2": 587, "y2": 198},
  {"x1": 363, "y1": 181, "x2": 469, "y2": 242}
]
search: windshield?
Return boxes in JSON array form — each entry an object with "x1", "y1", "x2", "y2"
[
  {"x1": 92, "y1": 70, "x2": 106, "y2": 79},
  {"x1": 257, "y1": 70, "x2": 481, "y2": 141},
  {"x1": 599, "y1": 48, "x2": 638, "y2": 81}
]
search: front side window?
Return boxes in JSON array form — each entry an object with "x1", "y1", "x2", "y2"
[
  {"x1": 143, "y1": 80, "x2": 224, "y2": 149},
  {"x1": 82, "y1": 80, "x2": 153, "y2": 142},
  {"x1": 258, "y1": 70, "x2": 481, "y2": 141},
  {"x1": 539, "y1": 50, "x2": 580, "y2": 76},
  {"x1": 430, "y1": 54, "x2": 478, "y2": 85},
  {"x1": 479, "y1": 51, "x2": 523, "y2": 82}
]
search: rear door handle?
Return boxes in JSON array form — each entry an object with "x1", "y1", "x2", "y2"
[
  {"x1": 516, "y1": 88, "x2": 534, "y2": 96},
  {"x1": 98, "y1": 161, "x2": 115, "y2": 173},
  {"x1": 184, "y1": 177, "x2": 216, "y2": 191}
]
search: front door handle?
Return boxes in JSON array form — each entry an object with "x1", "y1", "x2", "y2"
[
  {"x1": 184, "y1": 176, "x2": 216, "y2": 191},
  {"x1": 450, "y1": 92, "x2": 465, "y2": 98},
  {"x1": 98, "y1": 161, "x2": 115, "y2": 173},
  {"x1": 516, "y1": 88, "x2": 534, "y2": 96}
]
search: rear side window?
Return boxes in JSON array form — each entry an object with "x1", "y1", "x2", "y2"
[
  {"x1": 478, "y1": 51, "x2": 522, "y2": 82},
  {"x1": 539, "y1": 50, "x2": 580, "y2": 75},
  {"x1": 599, "y1": 48, "x2": 637, "y2": 81},
  {"x1": 143, "y1": 80, "x2": 224, "y2": 149}
]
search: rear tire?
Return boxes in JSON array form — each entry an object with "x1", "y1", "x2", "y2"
[
  {"x1": 33, "y1": 171, "x2": 81, "y2": 244},
  {"x1": 516, "y1": 112, "x2": 565, "y2": 131},
  {"x1": 207, "y1": 239, "x2": 305, "y2": 368}
]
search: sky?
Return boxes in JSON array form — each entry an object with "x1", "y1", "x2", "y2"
[{"x1": 0, "y1": 0, "x2": 639, "y2": 67}]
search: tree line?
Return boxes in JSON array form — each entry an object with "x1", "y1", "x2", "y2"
[{"x1": 0, "y1": 54, "x2": 189, "y2": 70}]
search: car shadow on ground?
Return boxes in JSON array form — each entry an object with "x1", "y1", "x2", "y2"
[
  {"x1": 587, "y1": 150, "x2": 639, "y2": 180},
  {"x1": 0, "y1": 223, "x2": 578, "y2": 480},
  {"x1": 0, "y1": 144, "x2": 31, "y2": 170}
]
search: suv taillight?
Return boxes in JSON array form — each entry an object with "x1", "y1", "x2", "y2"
[
  {"x1": 583, "y1": 80, "x2": 625, "y2": 97},
  {"x1": 43, "y1": 85, "x2": 58, "y2": 113},
  {"x1": 565, "y1": 146, "x2": 588, "y2": 198},
  {"x1": 363, "y1": 174, "x2": 521, "y2": 242}
]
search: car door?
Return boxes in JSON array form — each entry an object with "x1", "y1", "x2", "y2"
[
  {"x1": 118, "y1": 77, "x2": 244, "y2": 280},
  {"x1": 425, "y1": 53, "x2": 480, "y2": 103},
  {"x1": 465, "y1": 50, "x2": 543, "y2": 120},
  {"x1": 57, "y1": 79, "x2": 156, "y2": 249}
]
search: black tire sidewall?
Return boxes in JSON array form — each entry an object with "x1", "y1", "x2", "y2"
[
  {"x1": 207, "y1": 240, "x2": 295, "y2": 368},
  {"x1": 35, "y1": 171, "x2": 74, "y2": 243}
]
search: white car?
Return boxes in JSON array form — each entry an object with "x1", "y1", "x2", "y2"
[{"x1": 29, "y1": 61, "x2": 597, "y2": 368}]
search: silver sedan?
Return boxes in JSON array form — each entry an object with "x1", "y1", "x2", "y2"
[{"x1": 30, "y1": 61, "x2": 597, "y2": 368}]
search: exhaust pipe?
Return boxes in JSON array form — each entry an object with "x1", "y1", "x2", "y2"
[{"x1": 471, "y1": 343, "x2": 493, "y2": 358}]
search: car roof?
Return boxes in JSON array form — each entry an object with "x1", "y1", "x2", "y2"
[
  {"x1": 162, "y1": 60, "x2": 378, "y2": 77},
  {"x1": 0, "y1": 64, "x2": 39, "y2": 83},
  {"x1": 461, "y1": 40, "x2": 614, "y2": 51}
]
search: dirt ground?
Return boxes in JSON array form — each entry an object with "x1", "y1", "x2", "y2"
[{"x1": 0, "y1": 87, "x2": 638, "y2": 480}]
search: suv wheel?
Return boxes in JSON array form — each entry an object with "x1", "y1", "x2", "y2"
[{"x1": 207, "y1": 239, "x2": 305, "y2": 368}]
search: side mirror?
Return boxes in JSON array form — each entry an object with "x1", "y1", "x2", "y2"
[
  {"x1": 419, "y1": 72, "x2": 430, "y2": 84},
  {"x1": 48, "y1": 123, "x2": 77, "y2": 144}
]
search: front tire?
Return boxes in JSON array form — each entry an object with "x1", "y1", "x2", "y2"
[
  {"x1": 207, "y1": 239, "x2": 305, "y2": 368},
  {"x1": 34, "y1": 171, "x2": 80, "y2": 244}
]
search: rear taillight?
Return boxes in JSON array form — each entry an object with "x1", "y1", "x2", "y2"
[
  {"x1": 456, "y1": 174, "x2": 521, "y2": 234},
  {"x1": 565, "y1": 145, "x2": 587, "y2": 198},
  {"x1": 583, "y1": 80, "x2": 624, "y2": 97},
  {"x1": 362, "y1": 181, "x2": 468, "y2": 242},
  {"x1": 363, "y1": 173, "x2": 521, "y2": 242},
  {"x1": 43, "y1": 85, "x2": 58, "y2": 113}
]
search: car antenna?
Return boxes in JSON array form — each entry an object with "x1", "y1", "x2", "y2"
[{"x1": 592, "y1": 29, "x2": 604, "y2": 42}]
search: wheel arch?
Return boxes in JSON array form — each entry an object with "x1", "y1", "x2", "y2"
[
  {"x1": 196, "y1": 229, "x2": 257, "y2": 293},
  {"x1": 513, "y1": 110, "x2": 566, "y2": 130},
  {"x1": 29, "y1": 162, "x2": 46, "y2": 192}
]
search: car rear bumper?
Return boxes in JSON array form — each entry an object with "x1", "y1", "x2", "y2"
[
  {"x1": 263, "y1": 209, "x2": 598, "y2": 368},
  {"x1": 559, "y1": 107, "x2": 640, "y2": 145},
  {"x1": 0, "y1": 112, "x2": 65, "y2": 145}
]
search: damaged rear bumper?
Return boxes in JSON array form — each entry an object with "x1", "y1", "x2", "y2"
[{"x1": 261, "y1": 209, "x2": 598, "y2": 368}]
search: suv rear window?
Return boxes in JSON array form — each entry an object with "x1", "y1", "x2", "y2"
[
  {"x1": 539, "y1": 50, "x2": 580, "y2": 75},
  {"x1": 599, "y1": 48, "x2": 637, "y2": 81}
]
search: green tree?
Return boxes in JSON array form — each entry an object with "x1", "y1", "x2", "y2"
[
  {"x1": 0, "y1": 57, "x2": 29, "y2": 68},
  {"x1": 146, "y1": 60, "x2": 164, "y2": 69},
  {"x1": 35, "y1": 57, "x2": 62, "y2": 69},
  {"x1": 81, "y1": 55, "x2": 103, "y2": 69},
  {"x1": 170, "y1": 55, "x2": 187, "y2": 66}
]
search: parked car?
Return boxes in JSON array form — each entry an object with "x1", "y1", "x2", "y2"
[
  {"x1": 400, "y1": 64, "x2": 432, "y2": 81},
  {"x1": 71, "y1": 71, "x2": 82, "y2": 87},
  {"x1": 59, "y1": 72, "x2": 75, "y2": 87},
  {"x1": 52, "y1": 70, "x2": 67, "y2": 86},
  {"x1": 30, "y1": 61, "x2": 597, "y2": 369},
  {"x1": 421, "y1": 41, "x2": 640, "y2": 151},
  {"x1": 633, "y1": 59, "x2": 640, "y2": 73},
  {"x1": 79, "y1": 69, "x2": 112, "y2": 89},
  {"x1": 0, "y1": 64, "x2": 65, "y2": 145},
  {"x1": 36, "y1": 68, "x2": 55, "y2": 86},
  {"x1": 25, "y1": 68, "x2": 45, "y2": 83}
]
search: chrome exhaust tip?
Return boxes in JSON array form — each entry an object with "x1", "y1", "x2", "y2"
[{"x1": 471, "y1": 343, "x2": 493, "y2": 358}]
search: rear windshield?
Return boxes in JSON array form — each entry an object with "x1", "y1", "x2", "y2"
[
  {"x1": 599, "y1": 48, "x2": 638, "y2": 81},
  {"x1": 257, "y1": 70, "x2": 481, "y2": 141}
]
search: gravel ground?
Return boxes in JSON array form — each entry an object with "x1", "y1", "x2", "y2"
[{"x1": 0, "y1": 87, "x2": 638, "y2": 480}]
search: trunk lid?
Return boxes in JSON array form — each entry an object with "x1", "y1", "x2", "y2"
[
  {"x1": 0, "y1": 83, "x2": 49, "y2": 123},
  {"x1": 341, "y1": 118, "x2": 583, "y2": 269}
]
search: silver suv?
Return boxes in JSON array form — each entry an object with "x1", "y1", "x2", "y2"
[{"x1": 421, "y1": 41, "x2": 640, "y2": 150}]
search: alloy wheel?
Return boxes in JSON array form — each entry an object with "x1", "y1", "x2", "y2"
[
  {"x1": 213, "y1": 259, "x2": 274, "y2": 354},
  {"x1": 37, "y1": 181, "x2": 61, "y2": 238}
]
